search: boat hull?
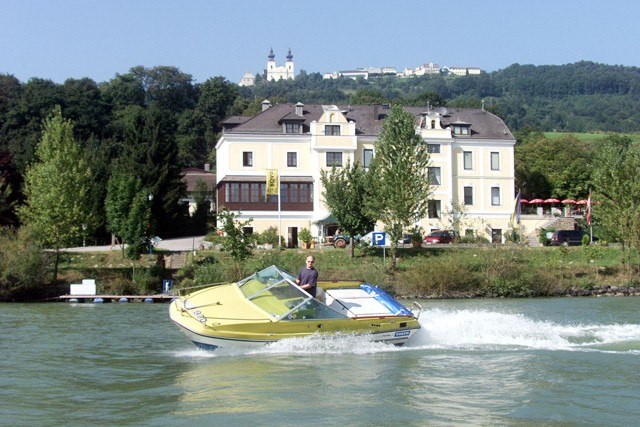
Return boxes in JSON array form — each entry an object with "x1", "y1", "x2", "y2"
[{"x1": 171, "y1": 316, "x2": 420, "y2": 350}]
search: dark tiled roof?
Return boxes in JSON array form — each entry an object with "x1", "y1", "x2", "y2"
[
  {"x1": 226, "y1": 104, "x2": 514, "y2": 139},
  {"x1": 278, "y1": 112, "x2": 306, "y2": 122},
  {"x1": 182, "y1": 168, "x2": 216, "y2": 192},
  {"x1": 221, "y1": 115, "x2": 251, "y2": 125}
]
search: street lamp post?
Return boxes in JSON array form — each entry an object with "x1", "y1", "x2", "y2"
[{"x1": 148, "y1": 194, "x2": 154, "y2": 261}]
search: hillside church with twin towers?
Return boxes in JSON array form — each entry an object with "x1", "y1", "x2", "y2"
[{"x1": 239, "y1": 48, "x2": 295, "y2": 87}]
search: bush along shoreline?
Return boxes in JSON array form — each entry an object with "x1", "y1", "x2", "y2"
[{"x1": 3, "y1": 243, "x2": 640, "y2": 302}]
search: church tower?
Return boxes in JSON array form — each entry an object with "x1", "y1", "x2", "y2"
[
  {"x1": 267, "y1": 48, "x2": 276, "y2": 78},
  {"x1": 266, "y1": 48, "x2": 295, "y2": 81},
  {"x1": 286, "y1": 48, "x2": 294, "y2": 78}
]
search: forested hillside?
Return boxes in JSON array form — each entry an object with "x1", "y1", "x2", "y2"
[
  {"x1": 245, "y1": 61, "x2": 640, "y2": 133},
  {"x1": 1, "y1": 61, "x2": 639, "y2": 233}
]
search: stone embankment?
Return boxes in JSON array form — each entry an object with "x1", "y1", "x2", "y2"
[{"x1": 564, "y1": 285, "x2": 639, "y2": 297}]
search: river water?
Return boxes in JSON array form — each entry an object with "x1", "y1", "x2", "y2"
[{"x1": 1, "y1": 297, "x2": 639, "y2": 426}]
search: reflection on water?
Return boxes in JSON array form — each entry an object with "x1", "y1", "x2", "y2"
[{"x1": 2, "y1": 297, "x2": 640, "y2": 425}]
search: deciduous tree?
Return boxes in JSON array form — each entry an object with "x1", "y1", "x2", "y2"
[
  {"x1": 105, "y1": 166, "x2": 141, "y2": 253},
  {"x1": 590, "y1": 135, "x2": 640, "y2": 269},
  {"x1": 321, "y1": 161, "x2": 376, "y2": 258},
  {"x1": 368, "y1": 105, "x2": 431, "y2": 269},
  {"x1": 19, "y1": 107, "x2": 93, "y2": 281},
  {"x1": 218, "y1": 209, "x2": 253, "y2": 279}
]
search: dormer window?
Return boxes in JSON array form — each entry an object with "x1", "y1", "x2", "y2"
[
  {"x1": 285, "y1": 123, "x2": 301, "y2": 134},
  {"x1": 453, "y1": 124, "x2": 470, "y2": 135},
  {"x1": 325, "y1": 125, "x2": 341, "y2": 136}
]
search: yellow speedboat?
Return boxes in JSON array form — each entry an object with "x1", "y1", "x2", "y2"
[{"x1": 169, "y1": 265, "x2": 421, "y2": 350}]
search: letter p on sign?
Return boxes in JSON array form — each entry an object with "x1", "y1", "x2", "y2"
[{"x1": 372, "y1": 232, "x2": 386, "y2": 246}]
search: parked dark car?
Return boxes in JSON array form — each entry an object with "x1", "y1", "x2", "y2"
[
  {"x1": 424, "y1": 230, "x2": 455, "y2": 244},
  {"x1": 550, "y1": 230, "x2": 585, "y2": 246}
]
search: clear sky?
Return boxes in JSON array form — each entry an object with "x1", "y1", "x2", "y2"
[{"x1": 3, "y1": 0, "x2": 640, "y2": 84}]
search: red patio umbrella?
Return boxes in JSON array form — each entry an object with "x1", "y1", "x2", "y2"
[
  {"x1": 529, "y1": 198, "x2": 544, "y2": 204},
  {"x1": 544, "y1": 198, "x2": 560, "y2": 203},
  {"x1": 575, "y1": 200, "x2": 587, "y2": 205},
  {"x1": 561, "y1": 199, "x2": 577, "y2": 204},
  {"x1": 520, "y1": 198, "x2": 529, "y2": 204}
]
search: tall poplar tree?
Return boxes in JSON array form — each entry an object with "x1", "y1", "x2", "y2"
[
  {"x1": 19, "y1": 107, "x2": 93, "y2": 281},
  {"x1": 105, "y1": 166, "x2": 142, "y2": 255},
  {"x1": 368, "y1": 105, "x2": 431, "y2": 269}
]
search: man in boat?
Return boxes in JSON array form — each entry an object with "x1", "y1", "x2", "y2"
[{"x1": 296, "y1": 255, "x2": 318, "y2": 297}]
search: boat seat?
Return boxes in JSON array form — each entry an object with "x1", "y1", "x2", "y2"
[{"x1": 324, "y1": 288, "x2": 393, "y2": 317}]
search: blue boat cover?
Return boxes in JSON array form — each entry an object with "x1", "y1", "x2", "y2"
[{"x1": 360, "y1": 283, "x2": 413, "y2": 316}]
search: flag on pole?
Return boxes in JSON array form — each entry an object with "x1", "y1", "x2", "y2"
[
  {"x1": 266, "y1": 169, "x2": 279, "y2": 195},
  {"x1": 586, "y1": 190, "x2": 592, "y2": 226},
  {"x1": 516, "y1": 192, "x2": 521, "y2": 224}
]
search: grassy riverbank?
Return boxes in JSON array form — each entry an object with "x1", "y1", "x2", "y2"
[{"x1": 55, "y1": 244, "x2": 639, "y2": 299}]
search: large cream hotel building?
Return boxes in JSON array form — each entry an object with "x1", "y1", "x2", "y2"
[{"x1": 216, "y1": 101, "x2": 516, "y2": 246}]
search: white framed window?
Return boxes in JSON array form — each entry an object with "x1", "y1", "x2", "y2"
[
  {"x1": 428, "y1": 167, "x2": 441, "y2": 185},
  {"x1": 463, "y1": 151, "x2": 473, "y2": 170},
  {"x1": 464, "y1": 186, "x2": 473, "y2": 205},
  {"x1": 428, "y1": 200, "x2": 441, "y2": 218},
  {"x1": 363, "y1": 149, "x2": 373, "y2": 168},
  {"x1": 491, "y1": 187, "x2": 501, "y2": 206},
  {"x1": 491, "y1": 152, "x2": 500, "y2": 171},
  {"x1": 427, "y1": 144, "x2": 441, "y2": 154},
  {"x1": 285, "y1": 123, "x2": 301, "y2": 134},
  {"x1": 287, "y1": 152, "x2": 297, "y2": 167},
  {"x1": 242, "y1": 151, "x2": 253, "y2": 167},
  {"x1": 326, "y1": 152, "x2": 343, "y2": 167},
  {"x1": 453, "y1": 125, "x2": 470, "y2": 135},
  {"x1": 325, "y1": 125, "x2": 341, "y2": 136}
]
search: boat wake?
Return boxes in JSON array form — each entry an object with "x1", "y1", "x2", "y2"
[
  {"x1": 408, "y1": 308, "x2": 640, "y2": 354},
  {"x1": 254, "y1": 332, "x2": 403, "y2": 355},
  {"x1": 171, "y1": 309, "x2": 640, "y2": 358}
]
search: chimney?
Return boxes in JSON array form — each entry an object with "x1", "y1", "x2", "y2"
[
  {"x1": 373, "y1": 103, "x2": 379, "y2": 120},
  {"x1": 204, "y1": 163, "x2": 210, "y2": 172},
  {"x1": 261, "y1": 99, "x2": 271, "y2": 112},
  {"x1": 295, "y1": 102, "x2": 304, "y2": 116}
]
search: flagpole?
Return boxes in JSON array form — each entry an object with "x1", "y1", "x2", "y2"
[
  {"x1": 587, "y1": 189, "x2": 593, "y2": 244},
  {"x1": 267, "y1": 169, "x2": 282, "y2": 247},
  {"x1": 278, "y1": 173, "x2": 282, "y2": 248}
]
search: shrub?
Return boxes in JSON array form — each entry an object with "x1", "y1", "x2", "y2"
[
  {"x1": 459, "y1": 235, "x2": 490, "y2": 244},
  {"x1": 299, "y1": 228, "x2": 313, "y2": 244},
  {"x1": 256, "y1": 226, "x2": 280, "y2": 245},
  {"x1": 0, "y1": 226, "x2": 53, "y2": 301},
  {"x1": 538, "y1": 228, "x2": 553, "y2": 246},
  {"x1": 256, "y1": 250, "x2": 285, "y2": 270},
  {"x1": 397, "y1": 253, "x2": 480, "y2": 297},
  {"x1": 132, "y1": 266, "x2": 163, "y2": 294},
  {"x1": 105, "y1": 276, "x2": 139, "y2": 295},
  {"x1": 408, "y1": 225, "x2": 424, "y2": 243},
  {"x1": 193, "y1": 262, "x2": 228, "y2": 285},
  {"x1": 204, "y1": 233, "x2": 225, "y2": 245},
  {"x1": 176, "y1": 254, "x2": 229, "y2": 286}
]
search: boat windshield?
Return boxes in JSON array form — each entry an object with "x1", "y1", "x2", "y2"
[{"x1": 237, "y1": 265, "x2": 345, "y2": 320}]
